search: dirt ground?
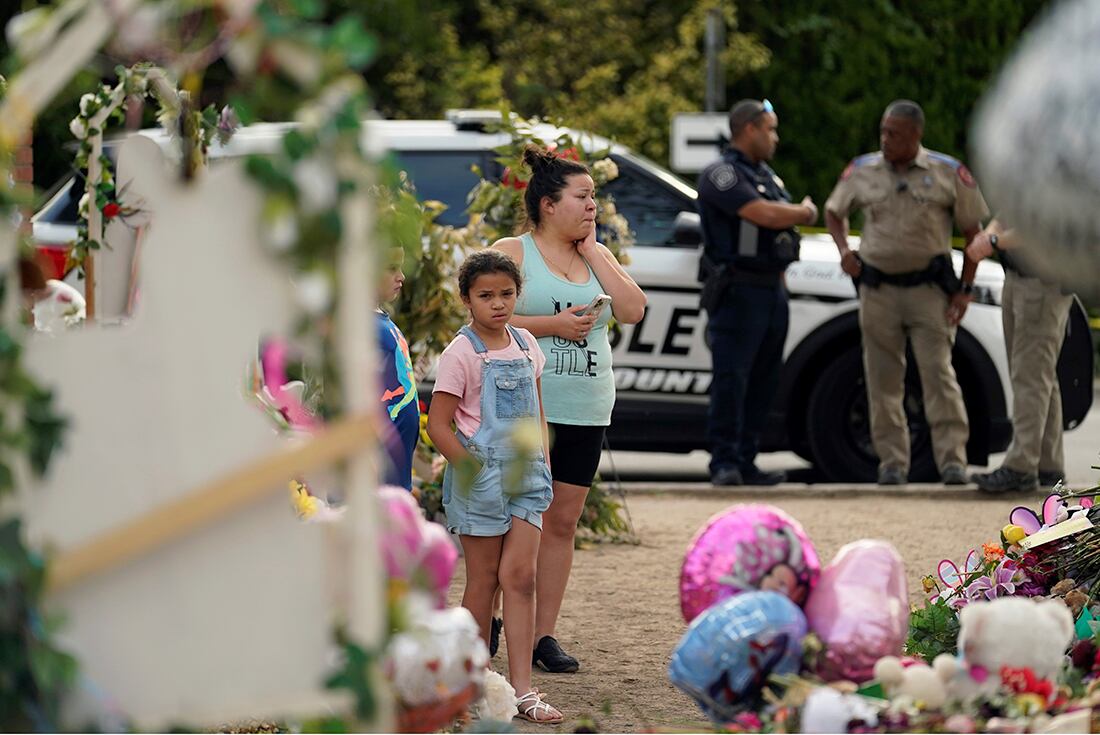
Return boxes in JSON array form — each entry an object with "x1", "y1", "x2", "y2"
[{"x1": 446, "y1": 490, "x2": 1028, "y2": 733}]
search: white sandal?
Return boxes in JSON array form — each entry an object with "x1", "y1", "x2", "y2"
[{"x1": 515, "y1": 688, "x2": 563, "y2": 724}]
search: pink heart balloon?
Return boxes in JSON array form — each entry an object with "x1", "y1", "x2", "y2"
[
  {"x1": 680, "y1": 504, "x2": 820, "y2": 623},
  {"x1": 804, "y1": 540, "x2": 909, "y2": 683}
]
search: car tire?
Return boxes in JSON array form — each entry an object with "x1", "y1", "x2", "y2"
[{"x1": 805, "y1": 346, "x2": 937, "y2": 483}]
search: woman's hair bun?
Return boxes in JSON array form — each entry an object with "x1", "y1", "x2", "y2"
[{"x1": 522, "y1": 144, "x2": 554, "y2": 172}]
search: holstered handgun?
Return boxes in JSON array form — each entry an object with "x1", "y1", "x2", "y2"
[
  {"x1": 698, "y1": 253, "x2": 731, "y2": 313},
  {"x1": 928, "y1": 254, "x2": 962, "y2": 296}
]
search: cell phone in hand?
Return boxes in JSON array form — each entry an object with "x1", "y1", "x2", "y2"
[{"x1": 578, "y1": 293, "x2": 612, "y2": 320}]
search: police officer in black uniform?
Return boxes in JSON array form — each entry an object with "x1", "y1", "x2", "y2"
[{"x1": 698, "y1": 99, "x2": 818, "y2": 486}]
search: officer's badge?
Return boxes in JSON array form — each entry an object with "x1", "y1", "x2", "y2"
[
  {"x1": 709, "y1": 163, "x2": 737, "y2": 191},
  {"x1": 923, "y1": 175, "x2": 933, "y2": 187},
  {"x1": 957, "y1": 164, "x2": 977, "y2": 188}
]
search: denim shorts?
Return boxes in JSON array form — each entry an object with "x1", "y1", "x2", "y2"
[{"x1": 442, "y1": 441, "x2": 554, "y2": 537}]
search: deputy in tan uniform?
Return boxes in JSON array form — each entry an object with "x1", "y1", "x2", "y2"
[
  {"x1": 824, "y1": 100, "x2": 989, "y2": 485},
  {"x1": 967, "y1": 221, "x2": 1073, "y2": 493}
]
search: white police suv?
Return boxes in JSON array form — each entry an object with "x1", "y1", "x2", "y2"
[{"x1": 31, "y1": 111, "x2": 1094, "y2": 482}]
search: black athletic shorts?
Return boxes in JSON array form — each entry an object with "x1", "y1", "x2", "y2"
[{"x1": 548, "y1": 423, "x2": 606, "y2": 487}]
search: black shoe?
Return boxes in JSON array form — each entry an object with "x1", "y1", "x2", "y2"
[
  {"x1": 741, "y1": 466, "x2": 786, "y2": 486},
  {"x1": 710, "y1": 467, "x2": 743, "y2": 486},
  {"x1": 941, "y1": 463, "x2": 968, "y2": 486},
  {"x1": 1039, "y1": 470, "x2": 1065, "y2": 488},
  {"x1": 489, "y1": 616, "x2": 502, "y2": 658},
  {"x1": 973, "y1": 466, "x2": 1039, "y2": 494},
  {"x1": 532, "y1": 635, "x2": 579, "y2": 673},
  {"x1": 878, "y1": 466, "x2": 907, "y2": 485}
]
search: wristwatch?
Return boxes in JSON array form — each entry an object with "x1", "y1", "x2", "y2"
[{"x1": 989, "y1": 233, "x2": 1000, "y2": 252}]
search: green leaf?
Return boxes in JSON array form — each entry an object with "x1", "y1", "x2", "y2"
[
  {"x1": 905, "y1": 597, "x2": 960, "y2": 661},
  {"x1": 329, "y1": 17, "x2": 377, "y2": 69},
  {"x1": 282, "y1": 129, "x2": 315, "y2": 161},
  {"x1": 323, "y1": 637, "x2": 377, "y2": 722},
  {"x1": 244, "y1": 156, "x2": 295, "y2": 195},
  {"x1": 288, "y1": 0, "x2": 324, "y2": 19},
  {"x1": 0, "y1": 329, "x2": 20, "y2": 359},
  {"x1": 257, "y1": 3, "x2": 295, "y2": 35},
  {"x1": 228, "y1": 95, "x2": 256, "y2": 126}
]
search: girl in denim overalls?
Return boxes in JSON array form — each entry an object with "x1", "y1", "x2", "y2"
[{"x1": 427, "y1": 250, "x2": 562, "y2": 724}]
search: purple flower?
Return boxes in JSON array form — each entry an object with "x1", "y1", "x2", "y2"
[{"x1": 965, "y1": 559, "x2": 1018, "y2": 601}]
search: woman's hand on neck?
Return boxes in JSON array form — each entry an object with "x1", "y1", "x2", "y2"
[{"x1": 533, "y1": 223, "x2": 578, "y2": 253}]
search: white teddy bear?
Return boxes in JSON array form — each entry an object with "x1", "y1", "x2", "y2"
[
  {"x1": 956, "y1": 597, "x2": 1074, "y2": 684},
  {"x1": 386, "y1": 599, "x2": 490, "y2": 707},
  {"x1": 872, "y1": 597, "x2": 1074, "y2": 711},
  {"x1": 872, "y1": 656, "x2": 955, "y2": 710}
]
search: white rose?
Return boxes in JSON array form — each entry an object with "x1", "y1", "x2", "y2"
[
  {"x1": 292, "y1": 156, "x2": 338, "y2": 214},
  {"x1": 265, "y1": 211, "x2": 298, "y2": 252},
  {"x1": 294, "y1": 271, "x2": 333, "y2": 316},
  {"x1": 77, "y1": 191, "x2": 89, "y2": 215},
  {"x1": 592, "y1": 157, "x2": 619, "y2": 183},
  {"x1": 78, "y1": 93, "x2": 96, "y2": 117},
  {"x1": 69, "y1": 117, "x2": 87, "y2": 140}
]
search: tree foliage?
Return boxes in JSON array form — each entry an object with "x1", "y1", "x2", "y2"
[
  {"x1": 733, "y1": 0, "x2": 1050, "y2": 206},
  {"x1": 8, "y1": 1, "x2": 1055, "y2": 205}
]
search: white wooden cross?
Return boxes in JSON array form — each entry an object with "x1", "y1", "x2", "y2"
[{"x1": 1, "y1": 5, "x2": 386, "y2": 726}]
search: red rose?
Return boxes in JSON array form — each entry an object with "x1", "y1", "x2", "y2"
[
  {"x1": 556, "y1": 146, "x2": 581, "y2": 161},
  {"x1": 1000, "y1": 666, "x2": 1038, "y2": 694},
  {"x1": 501, "y1": 167, "x2": 528, "y2": 190},
  {"x1": 102, "y1": 202, "x2": 121, "y2": 219}
]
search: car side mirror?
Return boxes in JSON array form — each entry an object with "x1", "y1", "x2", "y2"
[{"x1": 673, "y1": 211, "x2": 703, "y2": 246}]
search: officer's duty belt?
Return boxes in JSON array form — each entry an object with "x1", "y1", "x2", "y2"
[
  {"x1": 726, "y1": 269, "x2": 783, "y2": 287},
  {"x1": 858, "y1": 254, "x2": 960, "y2": 296}
]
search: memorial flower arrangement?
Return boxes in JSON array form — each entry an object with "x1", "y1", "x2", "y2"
[{"x1": 668, "y1": 479, "x2": 1100, "y2": 734}]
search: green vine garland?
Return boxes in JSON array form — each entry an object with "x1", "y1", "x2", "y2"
[{"x1": 68, "y1": 63, "x2": 234, "y2": 276}]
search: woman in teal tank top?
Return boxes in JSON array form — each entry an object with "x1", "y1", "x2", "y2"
[{"x1": 492, "y1": 145, "x2": 647, "y2": 673}]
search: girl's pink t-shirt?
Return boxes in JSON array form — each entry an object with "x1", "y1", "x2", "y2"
[{"x1": 433, "y1": 327, "x2": 546, "y2": 438}]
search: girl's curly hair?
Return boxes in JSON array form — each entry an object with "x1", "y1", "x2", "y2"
[{"x1": 458, "y1": 249, "x2": 523, "y2": 297}]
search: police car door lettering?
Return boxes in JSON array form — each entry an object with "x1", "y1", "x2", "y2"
[
  {"x1": 619, "y1": 308, "x2": 657, "y2": 354},
  {"x1": 614, "y1": 367, "x2": 712, "y2": 394},
  {"x1": 608, "y1": 288, "x2": 712, "y2": 395},
  {"x1": 661, "y1": 307, "x2": 699, "y2": 356}
]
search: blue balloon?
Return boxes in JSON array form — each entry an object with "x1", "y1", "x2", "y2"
[{"x1": 668, "y1": 590, "x2": 807, "y2": 722}]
